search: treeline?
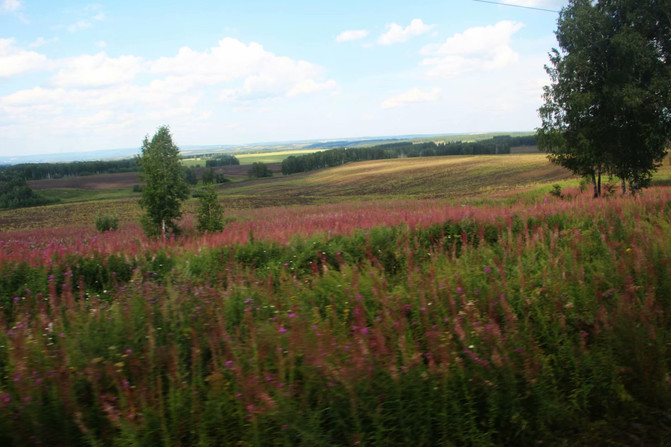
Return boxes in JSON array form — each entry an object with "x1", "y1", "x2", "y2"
[
  {"x1": 204, "y1": 154, "x2": 240, "y2": 167},
  {"x1": 0, "y1": 153, "x2": 241, "y2": 181},
  {"x1": 281, "y1": 135, "x2": 537, "y2": 175},
  {"x1": 0, "y1": 159, "x2": 138, "y2": 181},
  {"x1": 0, "y1": 173, "x2": 58, "y2": 209}
]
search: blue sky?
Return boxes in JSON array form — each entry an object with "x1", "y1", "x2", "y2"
[{"x1": 0, "y1": 0, "x2": 567, "y2": 156}]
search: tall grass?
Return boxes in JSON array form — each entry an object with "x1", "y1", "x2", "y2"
[{"x1": 0, "y1": 190, "x2": 670, "y2": 445}]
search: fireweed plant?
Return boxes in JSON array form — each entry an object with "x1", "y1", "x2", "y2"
[{"x1": 0, "y1": 188, "x2": 670, "y2": 445}]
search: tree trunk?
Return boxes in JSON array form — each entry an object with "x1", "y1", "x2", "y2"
[
  {"x1": 621, "y1": 178, "x2": 627, "y2": 196},
  {"x1": 597, "y1": 168, "x2": 602, "y2": 197},
  {"x1": 162, "y1": 219, "x2": 166, "y2": 240},
  {"x1": 592, "y1": 172, "x2": 598, "y2": 198}
]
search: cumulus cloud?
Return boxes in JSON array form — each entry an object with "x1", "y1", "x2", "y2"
[
  {"x1": 378, "y1": 19, "x2": 434, "y2": 45},
  {"x1": 336, "y1": 29, "x2": 369, "y2": 43},
  {"x1": 152, "y1": 38, "x2": 336, "y2": 101},
  {"x1": 0, "y1": 35, "x2": 339, "y2": 151},
  {"x1": 381, "y1": 87, "x2": 441, "y2": 109},
  {"x1": 51, "y1": 52, "x2": 145, "y2": 87},
  {"x1": 421, "y1": 21, "x2": 524, "y2": 79},
  {"x1": 0, "y1": 38, "x2": 49, "y2": 77}
]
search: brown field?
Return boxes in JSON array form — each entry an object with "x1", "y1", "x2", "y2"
[
  {"x1": 217, "y1": 154, "x2": 572, "y2": 202},
  {"x1": 3, "y1": 154, "x2": 571, "y2": 231},
  {"x1": 27, "y1": 163, "x2": 283, "y2": 190},
  {"x1": 28, "y1": 172, "x2": 141, "y2": 190}
]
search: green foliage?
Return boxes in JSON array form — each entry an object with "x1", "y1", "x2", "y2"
[
  {"x1": 247, "y1": 162, "x2": 273, "y2": 178},
  {"x1": 550, "y1": 184, "x2": 563, "y2": 198},
  {"x1": 204, "y1": 154, "x2": 240, "y2": 167},
  {"x1": 578, "y1": 177, "x2": 588, "y2": 192},
  {"x1": 0, "y1": 173, "x2": 57, "y2": 209},
  {"x1": 2, "y1": 195, "x2": 671, "y2": 444},
  {"x1": 201, "y1": 167, "x2": 215, "y2": 184},
  {"x1": 0, "y1": 158, "x2": 137, "y2": 181},
  {"x1": 94, "y1": 213, "x2": 119, "y2": 232},
  {"x1": 196, "y1": 185, "x2": 224, "y2": 233},
  {"x1": 538, "y1": 0, "x2": 671, "y2": 196},
  {"x1": 183, "y1": 167, "x2": 198, "y2": 185},
  {"x1": 132, "y1": 184, "x2": 143, "y2": 193},
  {"x1": 137, "y1": 126, "x2": 190, "y2": 238}
]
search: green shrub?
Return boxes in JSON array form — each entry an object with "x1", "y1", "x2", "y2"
[
  {"x1": 95, "y1": 213, "x2": 119, "y2": 232},
  {"x1": 550, "y1": 184, "x2": 563, "y2": 198},
  {"x1": 247, "y1": 162, "x2": 273, "y2": 178},
  {"x1": 196, "y1": 185, "x2": 224, "y2": 233}
]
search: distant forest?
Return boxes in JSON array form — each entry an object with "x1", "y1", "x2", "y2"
[
  {"x1": 204, "y1": 154, "x2": 240, "y2": 167},
  {"x1": 0, "y1": 154, "x2": 239, "y2": 181},
  {"x1": 281, "y1": 135, "x2": 537, "y2": 175},
  {"x1": 0, "y1": 159, "x2": 138, "y2": 181}
]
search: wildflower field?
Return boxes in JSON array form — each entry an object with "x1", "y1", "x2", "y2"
[{"x1": 1, "y1": 156, "x2": 671, "y2": 445}]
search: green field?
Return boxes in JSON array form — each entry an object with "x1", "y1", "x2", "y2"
[
  {"x1": 37, "y1": 188, "x2": 138, "y2": 203},
  {"x1": 181, "y1": 149, "x2": 323, "y2": 167}
]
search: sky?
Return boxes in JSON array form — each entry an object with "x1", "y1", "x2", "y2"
[{"x1": 0, "y1": 0, "x2": 568, "y2": 157}]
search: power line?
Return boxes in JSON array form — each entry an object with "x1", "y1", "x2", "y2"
[{"x1": 472, "y1": 0, "x2": 561, "y2": 13}]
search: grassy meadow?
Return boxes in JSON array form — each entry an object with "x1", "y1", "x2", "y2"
[{"x1": 1, "y1": 153, "x2": 671, "y2": 445}]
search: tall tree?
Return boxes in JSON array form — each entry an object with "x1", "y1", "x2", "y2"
[
  {"x1": 137, "y1": 126, "x2": 190, "y2": 238},
  {"x1": 538, "y1": 0, "x2": 671, "y2": 196}
]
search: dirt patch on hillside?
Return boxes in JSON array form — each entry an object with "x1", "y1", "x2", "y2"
[
  {"x1": 29, "y1": 172, "x2": 141, "y2": 190},
  {"x1": 27, "y1": 163, "x2": 283, "y2": 190}
]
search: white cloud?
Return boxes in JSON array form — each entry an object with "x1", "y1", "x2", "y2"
[
  {"x1": 0, "y1": 35, "x2": 340, "y2": 153},
  {"x1": 29, "y1": 37, "x2": 58, "y2": 48},
  {"x1": 421, "y1": 21, "x2": 524, "y2": 79},
  {"x1": 2, "y1": 86, "x2": 67, "y2": 106},
  {"x1": 152, "y1": 38, "x2": 336, "y2": 101},
  {"x1": 1, "y1": 0, "x2": 21, "y2": 12},
  {"x1": 66, "y1": 6, "x2": 106, "y2": 32},
  {"x1": 378, "y1": 19, "x2": 434, "y2": 45},
  {"x1": 51, "y1": 52, "x2": 145, "y2": 87},
  {"x1": 286, "y1": 79, "x2": 337, "y2": 97},
  {"x1": 0, "y1": 38, "x2": 49, "y2": 77},
  {"x1": 381, "y1": 87, "x2": 441, "y2": 109},
  {"x1": 336, "y1": 29, "x2": 369, "y2": 43},
  {"x1": 68, "y1": 20, "x2": 93, "y2": 32}
]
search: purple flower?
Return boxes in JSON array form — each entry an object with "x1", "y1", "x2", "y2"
[{"x1": 279, "y1": 326, "x2": 287, "y2": 334}]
